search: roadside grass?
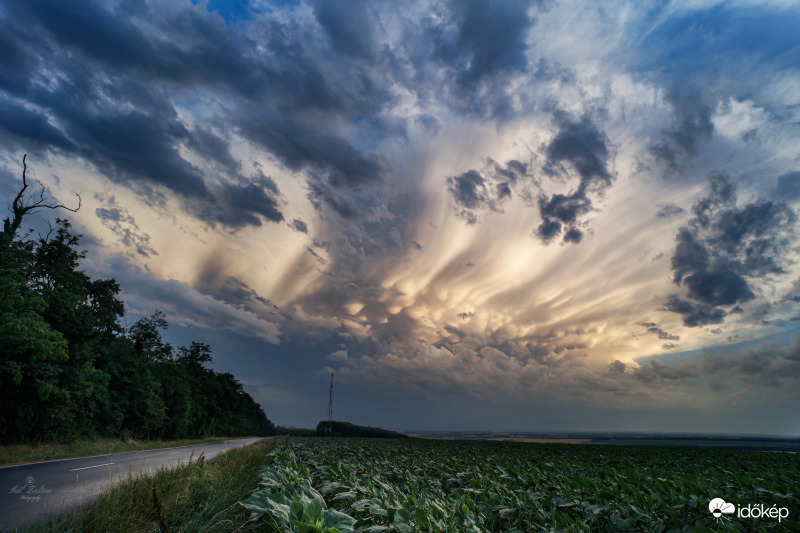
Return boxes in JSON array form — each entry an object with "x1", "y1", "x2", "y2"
[
  {"x1": 21, "y1": 437, "x2": 275, "y2": 533},
  {"x1": 0, "y1": 436, "x2": 254, "y2": 467}
]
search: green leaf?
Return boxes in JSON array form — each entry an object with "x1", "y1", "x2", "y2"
[{"x1": 322, "y1": 508, "x2": 356, "y2": 532}]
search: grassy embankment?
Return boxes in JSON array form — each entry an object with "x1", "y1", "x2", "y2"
[
  {"x1": 0, "y1": 436, "x2": 255, "y2": 467},
  {"x1": 21, "y1": 437, "x2": 275, "y2": 533}
]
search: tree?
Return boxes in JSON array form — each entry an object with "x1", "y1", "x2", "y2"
[
  {"x1": 176, "y1": 341, "x2": 212, "y2": 367},
  {"x1": 128, "y1": 311, "x2": 173, "y2": 362},
  {"x1": 0, "y1": 156, "x2": 80, "y2": 441},
  {"x1": 0, "y1": 262, "x2": 69, "y2": 441},
  {"x1": 1, "y1": 155, "x2": 275, "y2": 442}
]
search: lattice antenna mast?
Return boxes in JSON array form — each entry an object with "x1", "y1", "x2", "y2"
[{"x1": 327, "y1": 372, "x2": 334, "y2": 436}]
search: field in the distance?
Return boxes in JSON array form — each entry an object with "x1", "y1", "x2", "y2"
[
  {"x1": 241, "y1": 436, "x2": 800, "y2": 532},
  {"x1": 409, "y1": 431, "x2": 800, "y2": 452}
]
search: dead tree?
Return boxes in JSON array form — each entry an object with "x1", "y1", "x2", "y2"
[{"x1": 1, "y1": 154, "x2": 81, "y2": 251}]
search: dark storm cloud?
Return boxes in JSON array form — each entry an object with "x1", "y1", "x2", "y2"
[
  {"x1": 307, "y1": 181, "x2": 359, "y2": 221},
  {"x1": 774, "y1": 171, "x2": 800, "y2": 201},
  {"x1": 448, "y1": 170, "x2": 487, "y2": 210},
  {"x1": 0, "y1": 0, "x2": 397, "y2": 228},
  {"x1": 0, "y1": 96, "x2": 76, "y2": 152},
  {"x1": 312, "y1": 0, "x2": 377, "y2": 59},
  {"x1": 535, "y1": 114, "x2": 613, "y2": 244},
  {"x1": 447, "y1": 159, "x2": 528, "y2": 223},
  {"x1": 408, "y1": 0, "x2": 542, "y2": 118},
  {"x1": 290, "y1": 219, "x2": 309, "y2": 234},
  {"x1": 434, "y1": 0, "x2": 535, "y2": 87},
  {"x1": 235, "y1": 112, "x2": 392, "y2": 190},
  {"x1": 208, "y1": 174, "x2": 284, "y2": 227},
  {"x1": 0, "y1": 27, "x2": 36, "y2": 96},
  {"x1": 544, "y1": 114, "x2": 613, "y2": 185},
  {"x1": 186, "y1": 128, "x2": 240, "y2": 173},
  {"x1": 663, "y1": 295, "x2": 727, "y2": 327},
  {"x1": 639, "y1": 322, "x2": 679, "y2": 341},
  {"x1": 9, "y1": 0, "x2": 257, "y2": 93},
  {"x1": 458, "y1": 311, "x2": 474, "y2": 320},
  {"x1": 666, "y1": 172, "x2": 796, "y2": 326},
  {"x1": 0, "y1": 164, "x2": 18, "y2": 199},
  {"x1": 71, "y1": 106, "x2": 210, "y2": 198}
]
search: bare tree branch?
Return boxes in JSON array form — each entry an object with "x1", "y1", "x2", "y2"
[{"x1": 2, "y1": 154, "x2": 82, "y2": 250}]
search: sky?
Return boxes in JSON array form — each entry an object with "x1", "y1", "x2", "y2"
[{"x1": 2, "y1": 0, "x2": 800, "y2": 435}]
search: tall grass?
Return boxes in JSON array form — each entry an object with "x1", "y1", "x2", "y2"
[
  {"x1": 0, "y1": 436, "x2": 251, "y2": 467},
  {"x1": 21, "y1": 437, "x2": 275, "y2": 532}
]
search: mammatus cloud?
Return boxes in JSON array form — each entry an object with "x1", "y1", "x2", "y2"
[{"x1": 2, "y1": 0, "x2": 800, "y2": 433}]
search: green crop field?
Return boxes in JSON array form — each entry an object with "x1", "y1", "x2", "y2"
[{"x1": 241, "y1": 436, "x2": 800, "y2": 533}]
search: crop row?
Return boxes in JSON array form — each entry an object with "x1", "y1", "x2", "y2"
[{"x1": 240, "y1": 437, "x2": 800, "y2": 532}]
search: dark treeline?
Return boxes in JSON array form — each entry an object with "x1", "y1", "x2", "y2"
[
  {"x1": 276, "y1": 426, "x2": 317, "y2": 437},
  {"x1": 315, "y1": 421, "x2": 410, "y2": 439},
  {"x1": 0, "y1": 159, "x2": 275, "y2": 444}
]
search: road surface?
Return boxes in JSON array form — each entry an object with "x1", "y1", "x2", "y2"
[{"x1": 0, "y1": 437, "x2": 263, "y2": 531}]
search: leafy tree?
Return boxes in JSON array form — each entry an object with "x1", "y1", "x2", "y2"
[
  {"x1": 176, "y1": 341, "x2": 213, "y2": 367},
  {"x1": 0, "y1": 263, "x2": 69, "y2": 441},
  {"x1": 0, "y1": 155, "x2": 275, "y2": 443},
  {"x1": 129, "y1": 310, "x2": 173, "y2": 362}
]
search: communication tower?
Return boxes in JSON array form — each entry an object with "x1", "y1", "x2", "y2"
[{"x1": 327, "y1": 372, "x2": 334, "y2": 436}]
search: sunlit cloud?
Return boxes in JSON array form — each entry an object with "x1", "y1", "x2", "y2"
[{"x1": 2, "y1": 0, "x2": 799, "y2": 433}]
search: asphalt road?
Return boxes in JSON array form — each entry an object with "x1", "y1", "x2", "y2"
[{"x1": 0, "y1": 437, "x2": 263, "y2": 532}]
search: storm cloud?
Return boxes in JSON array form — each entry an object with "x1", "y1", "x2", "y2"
[
  {"x1": 666, "y1": 172, "x2": 796, "y2": 326},
  {"x1": 0, "y1": 0, "x2": 399, "y2": 228},
  {"x1": 447, "y1": 159, "x2": 528, "y2": 224},
  {"x1": 2, "y1": 0, "x2": 800, "y2": 434},
  {"x1": 535, "y1": 114, "x2": 614, "y2": 244}
]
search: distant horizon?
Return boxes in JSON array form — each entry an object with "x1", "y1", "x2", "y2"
[{"x1": 403, "y1": 429, "x2": 800, "y2": 439}]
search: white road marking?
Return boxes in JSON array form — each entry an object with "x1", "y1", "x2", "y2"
[{"x1": 69, "y1": 462, "x2": 115, "y2": 471}]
